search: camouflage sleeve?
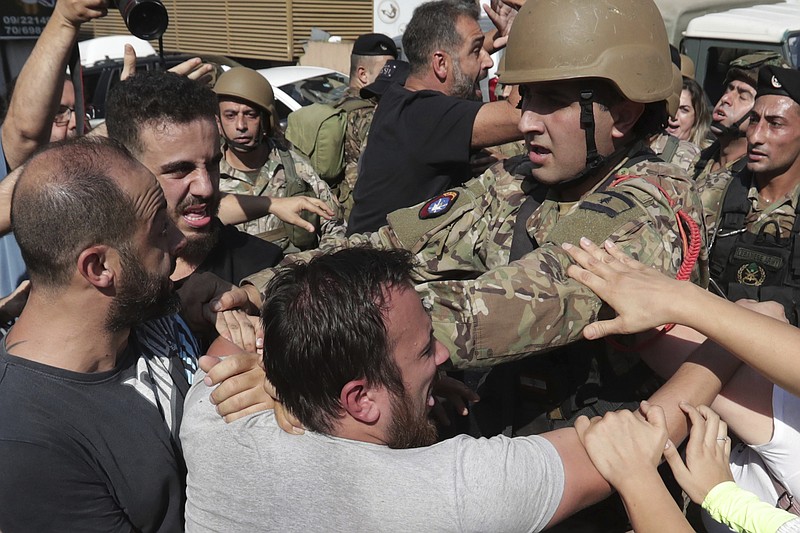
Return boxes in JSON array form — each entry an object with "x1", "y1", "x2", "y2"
[
  {"x1": 423, "y1": 218, "x2": 675, "y2": 368},
  {"x1": 696, "y1": 169, "x2": 734, "y2": 243},
  {"x1": 291, "y1": 152, "x2": 347, "y2": 239},
  {"x1": 241, "y1": 226, "x2": 403, "y2": 294},
  {"x1": 240, "y1": 163, "x2": 518, "y2": 295},
  {"x1": 418, "y1": 167, "x2": 708, "y2": 369}
]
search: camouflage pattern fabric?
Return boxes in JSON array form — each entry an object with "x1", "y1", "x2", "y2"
[
  {"x1": 245, "y1": 144, "x2": 708, "y2": 369},
  {"x1": 338, "y1": 87, "x2": 377, "y2": 220},
  {"x1": 696, "y1": 155, "x2": 749, "y2": 242},
  {"x1": 700, "y1": 167, "x2": 800, "y2": 246},
  {"x1": 649, "y1": 133, "x2": 701, "y2": 172},
  {"x1": 219, "y1": 142, "x2": 345, "y2": 252}
]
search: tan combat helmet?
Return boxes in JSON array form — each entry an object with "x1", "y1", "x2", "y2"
[
  {"x1": 680, "y1": 54, "x2": 696, "y2": 80},
  {"x1": 500, "y1": 0, "x2": 673, "y2": 105},
  {"x1": 500, "y1": 0, "x2": 673, "y2": 182},
  {"x1": 214, "y1": 67, "x2": 277, "y2": 135}
]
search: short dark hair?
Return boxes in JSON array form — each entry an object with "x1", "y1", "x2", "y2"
[
  {"x1": 105, "y1": 70, "x2": 218, "y2": 155},
  {"x1": 12, "y1": 136, "x2": 139, "y2": 289},
  {"x1": 262, "y1": 248, "x2": 416, "y2": 434},
  {"x1": 402, "y1": 0, "x2": 480, "y2": 76}
]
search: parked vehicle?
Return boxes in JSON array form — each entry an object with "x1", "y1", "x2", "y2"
[
  {"x1": 256, "y1": 66, "x2": 349, "y2": 131},
  {"x1": 681, "y1": 2, "x2": 800, "y2": 105},
  {"x1": 77, "y1": 36, "x2": 242, "y2": 124}
]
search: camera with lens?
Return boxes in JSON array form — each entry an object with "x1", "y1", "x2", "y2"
[{"x1": 111, "y1": 0, "x2": 169, "y2": 40}]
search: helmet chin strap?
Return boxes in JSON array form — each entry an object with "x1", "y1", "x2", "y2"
[
  {"x1": 711, "y1": 107, "x2": 752, "y2": 139},
  {"x1": 552, "y1": 89, "x2": 609, "y2": 190}
]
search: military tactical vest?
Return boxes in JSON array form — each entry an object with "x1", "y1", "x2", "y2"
[
  {"x1": 490, "y1": 151, "x2": 665, "y2": 432},
  {"x1": 709, "y1": 170, "x2": 800, "y2": 325}
]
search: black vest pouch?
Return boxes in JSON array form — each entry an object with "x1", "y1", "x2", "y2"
[{"x1": 722, "y1": 223, "x2": 800, "y2": 324}]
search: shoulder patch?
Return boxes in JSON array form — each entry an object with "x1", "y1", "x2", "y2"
[
  {"x1": 419, "y1": 191, "x2": 459, "y2": 219},
  {"x1": 388, "y1": 179, "x2": 487, "y2": 251},
  {"x1": 546, "y1": 191, "x2": 647, "y2": 247}
]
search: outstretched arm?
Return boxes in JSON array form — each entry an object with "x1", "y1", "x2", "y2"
[
  {"x1": 2, "y1": 0, "x2": 108, "y2": 169},
  {"x1": 217, "y1": 193, "x2": 334, "y2": 232},
  {"x1": 563, "y1": 238, "x2": 800, "y2": 397}
]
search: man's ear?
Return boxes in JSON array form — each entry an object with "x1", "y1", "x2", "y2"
[
  {"x1": 610, "y1": 100, "x2": 645, "y2": 139},
  {"x1": 77, "y1": 245, "x2": 116, "y2": 289},
  {"x1": 432, "y1": 50, "x2": 449, "y2": 82},
  {"x1": 356, "y1": 65, "x2": 370, "y2": 86},
  {"x1": 340, "y1": 379, "x2": 382, "y2": 424}
]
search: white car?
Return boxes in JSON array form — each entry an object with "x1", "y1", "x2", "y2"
[{"x1": 257, "y1": 66, "x2": 350, "y2": 130}]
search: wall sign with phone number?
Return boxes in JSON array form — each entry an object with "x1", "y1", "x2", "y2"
[{"x1": 3, "y1": 16, "x2": 49, "y2": 37}]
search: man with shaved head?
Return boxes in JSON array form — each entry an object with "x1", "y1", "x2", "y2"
[{"x1": 0, "y1": 136, "x2": 196, "y2": 531}]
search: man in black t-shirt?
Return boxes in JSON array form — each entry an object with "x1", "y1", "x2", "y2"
[
  {"x1": 0, "y1": 137, "x2": 195, "y2": 531},
  {"x1": 348, "y1": 0, "x2": 522, "y2": 234},
  {"x1": 106, "y1": 71, "x2": 284, "y2": 289}
]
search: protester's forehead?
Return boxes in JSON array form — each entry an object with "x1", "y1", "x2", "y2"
[{"x1": 137, "y1": 117, "x2": 218, "y2": 158}]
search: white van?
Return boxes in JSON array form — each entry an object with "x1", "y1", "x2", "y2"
[{"x1": 680, "y1": 2, "x2": 800, "y2": 104}]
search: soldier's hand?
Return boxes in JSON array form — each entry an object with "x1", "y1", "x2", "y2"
[
  {"x1": 54, "y1": 0, "x2": 108, "y2": 28},
  {"x1": 267, "y1": 196, "x2": 335, "y2": 233},
  {"x1": 664, "y1": 403, "x2": 733, "y2": 504},
  {"x1": 562, "y1": 238, "x2": 682, "y2": 339}
]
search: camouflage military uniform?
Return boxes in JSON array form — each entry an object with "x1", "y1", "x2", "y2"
[
  {"x1": 695, "y1": 154, "x2": 749, "y2": 241},
  {"x1": 245, "y1": 142, "x2": 708, "y2": 369},
  {"x1": 337, "y1": 87, "x2": 378, "y2": 219},
  {"x1": 219, "y1": 141, "x2": 345, "y2": 252},
  {"x1": 706, "y1": 175, "x2": 800, "y2": 239},
  {"x1": 649, "y1": 132, "x2": 701, "y2": 172},
  {"x1": 699, "y1": 162, "x2": 800, "y2": 323}
]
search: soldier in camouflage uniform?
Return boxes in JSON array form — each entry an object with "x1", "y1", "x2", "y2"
[
  {"x1": 335, "y1": 34, "x2": 398, "y2": 218},
  {"x1": 693, "y1": 52, "x2": 789, "y2": 189},
  {"x1": 701, "y1": 66, "x2": 800, "y2": 326},
  {"x1": 239, "y1": 0, "x2": 707, "y2": 440},
  {"x1": 214, "y1": 67, "x2": 344, "y2": 252},
  {"x1": 650, "y1": 132, "x2": 701, "y2": 172}
]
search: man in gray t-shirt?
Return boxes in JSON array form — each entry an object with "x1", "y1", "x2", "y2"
[{"x1": 181, "y1": 248, "x2": 611, "y2": 532}]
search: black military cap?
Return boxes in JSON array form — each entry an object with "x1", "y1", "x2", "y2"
[
  {"x1": 352, "y1": 33, "x2": 398, "y2": 58},
  {"x1": 757, "y1": 65, "x2": 800, "y2": 106},
  {"x1": 360, "y1": 59, "x2": 410, "y2": 99}
]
